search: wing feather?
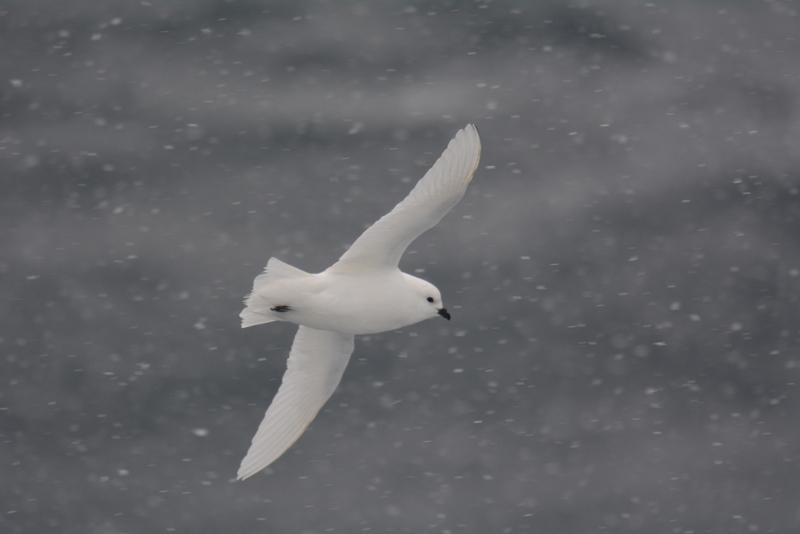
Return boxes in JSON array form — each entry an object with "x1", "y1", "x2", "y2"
[
  {"x1": 331, "y1": 124, "x2": 481, "y2": 270},
  {"x1": 237, "y1": 326, "x2": 355, "y2": 479}
]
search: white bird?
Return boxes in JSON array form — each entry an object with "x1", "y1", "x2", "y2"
[{"x1": 237, "y1": 124, "x2": 481, "y2": 479}]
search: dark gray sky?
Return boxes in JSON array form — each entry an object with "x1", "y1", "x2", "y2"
[{"x1": 3, "y1": 1, "x2": 800, "y2": 532}]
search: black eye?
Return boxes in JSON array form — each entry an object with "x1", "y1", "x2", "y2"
[{"x1": 426, "y1": 297, "x2": 434, "y2": 303}]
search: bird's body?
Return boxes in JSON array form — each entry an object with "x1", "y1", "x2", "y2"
[
  {"x1": 242, "y1": 259, "x2": 443, "y2": 335},
  {"x1": 237, "y1": 124, "x2": 481, "y2": 479}
]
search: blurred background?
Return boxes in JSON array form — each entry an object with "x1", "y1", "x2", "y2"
[{"x1": 3, "y1": 1, "x2": 800, "y2": 532}]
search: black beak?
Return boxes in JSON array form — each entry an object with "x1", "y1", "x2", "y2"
[{"x1": 438, "y1": 308, "x2": 451, "y2": 320}]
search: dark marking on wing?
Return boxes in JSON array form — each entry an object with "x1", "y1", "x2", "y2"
[{"x1": 271, "y1": 305, "x2": 291, "y2": 313}]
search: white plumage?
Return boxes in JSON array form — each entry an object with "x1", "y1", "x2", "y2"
[{"x1": 237, "y1": 125, "x2": 481, "y2": 479}]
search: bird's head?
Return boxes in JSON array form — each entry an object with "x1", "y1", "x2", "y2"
[{"x1": 403, "y1": 274, "x2": 450, "y2": 323}]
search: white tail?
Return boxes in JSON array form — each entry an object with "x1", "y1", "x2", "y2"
[{"x1": 240, "y1": 258, "x2": 311, "y2": 328}]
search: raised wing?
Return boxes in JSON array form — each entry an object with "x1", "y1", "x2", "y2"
[
  {"x1": 331, "y1": 124, "x2": 481, "y2": 271},
  {"x1": 237, "y1": 326, "x2": 355, "y2": 479}
]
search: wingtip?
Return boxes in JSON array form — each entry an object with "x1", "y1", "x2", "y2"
[
  {"x1": 457, "y1": 123, "x2": 481, "y2": 152},
  {"x1": 457, "y1": 124, "x2": 482, "y2": 171},
  {"x1": 236, "y1": 459, "x2": 265, "y2": 481},
  {"x1": 463, "y1": 123, "x2": 480, "y2": 138}
]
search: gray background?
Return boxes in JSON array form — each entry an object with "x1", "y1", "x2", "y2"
[{"x1": 3, "y1": 1, "x2": 800, "y2": 532}]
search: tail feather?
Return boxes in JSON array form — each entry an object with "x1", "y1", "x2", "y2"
[
  {"x1": 240, "y1": 258, "x2": 310, "y2": 328},
  {"x1": 261, "y1": 257, "x2": 310, "y2": 280},
  {"x1": 240, "y1": 307, "x2": 275, "y2": 328}
]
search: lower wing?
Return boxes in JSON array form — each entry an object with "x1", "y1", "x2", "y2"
[{"x1": 237, "y1": 326, "x2": 355, "y2": 480}]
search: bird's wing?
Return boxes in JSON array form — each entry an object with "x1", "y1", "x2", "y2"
[
  {"x1": 237, "y1": 326, "x2": 355, "y2": 480},
  {"x1": 330, "y1": 124, "x2": 481, "y2": 271}
]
